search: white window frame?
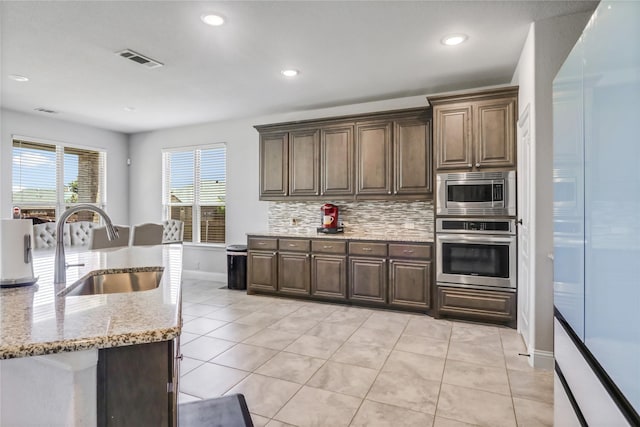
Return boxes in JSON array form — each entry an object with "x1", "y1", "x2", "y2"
[
  {"x1": 162, "y1": 143, "x2": 226, "y2": 246},
  {"x1": 11, "y1": 135, "x2": 107, "y2": 219}
]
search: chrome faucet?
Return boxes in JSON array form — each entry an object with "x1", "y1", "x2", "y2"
[{"x1": 54, "y1": 204, "x2": 119, "y2": 284}]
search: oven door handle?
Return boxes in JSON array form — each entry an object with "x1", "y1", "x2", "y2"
[{"x1": 436, "y1": 234, "x2": 516, "y2": 244}]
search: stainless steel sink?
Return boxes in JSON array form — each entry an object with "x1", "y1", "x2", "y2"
[{"x1": 59, "y1": 267, "x2": 164, "y2": 297}]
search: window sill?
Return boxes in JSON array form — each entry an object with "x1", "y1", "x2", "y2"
[{"x1": 182, "y1": 242, "x2": 226, "y2": 250}]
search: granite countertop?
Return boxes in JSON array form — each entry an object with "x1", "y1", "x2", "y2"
[
  {"x1": 0, "y1": 244, "x2": 182, "y2": 360},
  {"x1": 247, "y1": 230, "x2": 434, "y2": 243}
]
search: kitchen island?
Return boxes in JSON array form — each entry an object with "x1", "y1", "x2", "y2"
[{"x1": 0, "y1": 244, "x2": 183, "y2": 426}]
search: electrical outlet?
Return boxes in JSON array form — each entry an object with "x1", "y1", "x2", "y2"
[
  {"x1": 404, "y1": 222, "x2": 415, "y2": 229},
  {"x1": 290, "y1": 218, "x2": 298, "y2": 226}
]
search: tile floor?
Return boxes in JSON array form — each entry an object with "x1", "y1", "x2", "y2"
[{"x1": 178, "y1": 279, "x2": 553, "y2": 427}]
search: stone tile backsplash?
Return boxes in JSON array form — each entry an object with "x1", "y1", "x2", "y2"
[{"x1": 268, "y1": 200, "x2": 434, "y2": 235}]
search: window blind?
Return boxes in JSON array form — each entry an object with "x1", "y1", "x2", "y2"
[
  {"x1": 163, "y1": 144, "x2": 226, "y2": 244},
  {"x1": 12, "y1": 139, "x2": 106, "y2": 222}
]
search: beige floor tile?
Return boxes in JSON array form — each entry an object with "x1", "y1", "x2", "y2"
[
  {"x1": 258, "y1": 303, "x2": 301, "y2": 317},
  {"x1": 513, "y1": 397, "x2": 553, "y2": 427},
  {"x1": 204, "y1": 307, "x2": 254, "y2": 322},
  {"x1": 404, "y1": 317, "x2": 452, "y2": 340},
  {"x1": 178, "y1": 392, "x2": 200, "y2": 404},
  {"x1": 447, "y1": 340, "x2": 505, "y2": 368},
  {"x1": 211, "y1": 343, "x2": 278, "y2": 371},
  {"x1": 268, "y1": 317, "x2": 319, "y2": 335},
  {"x1": 361, "y1": 312, "x2": 408, "y2": 334},
  {"x1": 182, "y1": 303, "x2": 222, "y2": 317},
  {"x1": 350, "y1": 399, "x2": 435, "y2": 427},
  {"x1": 250, "y1": 413, "x2": 270, "y2": 427},
  {"x1": 366, "y1": 372, "x2": 440, "y2": 414},
  {"x1": 436, "y1": 384, "x2": 516, "y2": 427},
  {"x1": 235, "y1": 311, "x2": 284, "y2": 326},
  {"x1": 500, "y1": 329, "x2": 527, "y2": 354},
  {"x1": 508, "y1": 369, "x2": 554, "y2": 404},
  {"x1": 256, "y1": 351, "x2": 325, "y2": 384},
  {"x1": 323, "y1": 309, "x2": 372, "y2": 325},
  {"x1": 331, "y1": 342, "x2": 391, "y2": 370},
  {"x1": 395, "y1": 334, "x2": 449, "y2": 358},
  {"x1": 442, "y1": 359, "x2": 510, "y2": 395},
  {"x1": 433, "y1": 416, "x2": 478, "y2": 427},
  {"x1": 274, "y1": 386, "x2": 361, "y2": 427},
  {"x1": 306, "y1": 361, "x2": 378, "y2": 398},
  {"x1": 243, "y1": 328, "x2": 301, "y2": 350},
  {"x1": 181, "y1": 336, "x2": 236, "y2": 361},
  {"x1": 450, "y1": 324, "x2": 502, "y2": 348},
  {"x1": 288, "y1": 303, "x2": 338, "y2": 320},
  {"x1": 225, "y1": 373, "x2": 301, "y2": 418},
  {"x1": 284, "y1": 334, "x2": 343, "y2": 359},
  {"x1": 305, "y1": 322, "x2": 359, "y2": 342},
  {"x1": 346, "y1": 327, "x2": 401, "y2": 349},
  {"x1": 179, "y1": 362, "x2": 249, "y2": 398},
  {"x1": 381, "y1": 350, "x2": 445, "y2": 382},
  {"x1": 182, "y1": 317, "x2": 228, "y2": 335},
  {"x1": 505, "y1": 353, "x2": 534, "y2": 372},
  {"x1": 179, "y1": 356, "x2": 204, "y2": 376},
  {"x1": 206, "y1": 322, "x2": 264, "y2": 342},
  {"x1": 179, "y1": 331, "x2": 200, "y2": 345},
  {"x1": 266, "y1": 420, "x2": 297, "y2": 427}
]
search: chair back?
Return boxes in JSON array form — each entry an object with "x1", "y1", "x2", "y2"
[
  {"x1": 163, "y1": 220, "x2": 184, "y2": 243},
  {"x1": 89, "y1": 226, "x2": 131, "y2": 250},
  {"x1": 131, "y1": 223, "x2": 164, "y2": 246}
]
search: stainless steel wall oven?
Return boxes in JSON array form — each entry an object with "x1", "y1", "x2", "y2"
[{"x1": 436, "y1": 218, "x2": 517, "y2": 290}]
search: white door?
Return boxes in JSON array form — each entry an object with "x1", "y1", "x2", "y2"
[{"x1": 517, "y1": 104, "x2": 533, "y2": 347}]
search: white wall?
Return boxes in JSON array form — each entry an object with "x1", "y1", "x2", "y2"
[
  {"x1": 0, "y1": 108, "x2": 130, "y2": 224},
  {"x1": 128, "y1": 95, "x2": 432, "y2": 277},
  {"x1": 511, "y1": 11, "x2": 592, "y2": 368}
]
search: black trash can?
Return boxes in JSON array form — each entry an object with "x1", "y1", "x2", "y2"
[{"x1": 226, "y1": 244, "x2": 247, "y2": 290}]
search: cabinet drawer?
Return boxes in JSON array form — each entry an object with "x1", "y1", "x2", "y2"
[
  {"x1": 388, "y1": 243, "x2": 432, "y2": 259},
  {"x1": 279, "y1": 239, "x2": 310, "y2": 252},
  {"x1": 311, "y1": 240, "x2": 347, "y2": 254},
  {"x1": 437, "y1": 286, "x2": 516, "y2": 325},
  {"x1": 348, "y1": 242, "x2": 387, "y2": 257},
  {"x1": 248, "y1": 237, "x2": 278, "y2": 251}
]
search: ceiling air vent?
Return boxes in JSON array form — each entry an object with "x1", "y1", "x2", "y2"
[
  {"x1": 115, "y1": 49, "x2": 164, "y2": 69},
  {"x1": 34, "y1": 107, "x2": 58, "y2": 114}
]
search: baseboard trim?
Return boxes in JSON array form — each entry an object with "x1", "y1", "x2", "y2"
[
  {"x1": 182, "y1": 270, "x2": 226, "y2": 283},
  {"x1": 531, "y1": 349, "x2": 555, "y2": 370}
]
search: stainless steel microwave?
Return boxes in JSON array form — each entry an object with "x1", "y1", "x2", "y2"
[{"x1": 436, "y1": 171, "x2": 516, "y2": 216}]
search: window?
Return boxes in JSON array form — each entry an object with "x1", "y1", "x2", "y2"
[
  {"x1": 163, "y1": 145, "x2": 226, "y2": 244},
  {"x1": 12, "y1": 138, "x2": 106, "y2": 222}
]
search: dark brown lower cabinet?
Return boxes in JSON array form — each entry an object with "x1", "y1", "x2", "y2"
[
  {"x1": 97, "y1": 340, "x2": 176, "y2": 427},
  {"x1": 389, "y1": 259, "x2": 431, "y2": 309},
  {"x1": 278, "y1": 252, "x2": 310, "y2": 295},
  {"x1": 349, "y1": 257, "x2": 387, "y2": 304},
  {"x1": 248, "y1": 251, "x2": 278, "y2": 292},
  {"x1": 311, "y1": 254, "x2": 347, "y2": 299},
  {"x1": 437, "y1": 286, "x2": 516, "y2": 328}
]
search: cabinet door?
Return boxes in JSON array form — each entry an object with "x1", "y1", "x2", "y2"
[
  {"x1": 394, "y1": 118, "x2": 432, "y2": 195},
  {"x1": 311, "y1": 254, "x2": 347, "y2": 299},
  {"x1": 356, "y1": 122, "x2": 393, "y2": 195},
  {"x1": 349, "y1": 257, "x2": 387, "y2": 303},
  {"x1": 321, "y1": 125, "x2": 354, "y2": 196},
  {"x1": 434, "y1": 104, "x2": 473, "y2": 170},
  {"x1": 474, "y1": 97, "x2": 516, "y2": 169},
  {"x1": 260, "y1": 132, "x2": 288, "y2": 198},
  {"x1": 278, "y1": 252, "x2": 311, "y2": 295},
  {"x1": 389, "y1": 260, "x2": 431, "y2": 309},
  {"x1": 437, "y1": 286, "x2": 516, "y2": 328},
  {"x1": 289, "y1": 129, "x2": 320, "y2": 196},
  {"x1": 248, "y1": 251, "x2": 278, "y2": 292},
  {"x1": 98, "y1": 341, "x2": 174, "y2": 427}
]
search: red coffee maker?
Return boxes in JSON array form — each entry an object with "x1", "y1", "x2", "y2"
[{"x1": 318, "y1": 204, "x2": 343, "y2": 234}]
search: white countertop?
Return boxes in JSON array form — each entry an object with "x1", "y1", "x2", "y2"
[{"x1": 0, "y1": 244, "x2": 182, "y2": 359}]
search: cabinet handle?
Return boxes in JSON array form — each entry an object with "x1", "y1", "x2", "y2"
[
  {"x1": 288, "y1": 243, "x2": 297, "y2": 247},
  {"x1": 176, "y1": 354, "x2": 184, "y2": 361},
  {"x1": 362, "y1": 247, "x2": 372, "y2": 252},
  {"x1": 403, "y1": 250, "x2": 414, "y2": 254},
  {"x1": 388, "y1": 190, "x2": 392, "y2": 194},
  {"x1": 323, "y1": 245, "x2": 333, "y2": 249},
  {"x1": 467, "y1": 163, "x2": 472, "y2": 168},
  {"x1": 273, "y1": 252, "x2": 277, "y2": 256},
  {"x1": 257, "y1": 242, "x2": 266, "y2": 246},
  {"x1": 476, "y1": 162, "x2": 481, "y2": 168},
  {"x1": 305, "y1": 254, "x2": 310, "y2": 258}
]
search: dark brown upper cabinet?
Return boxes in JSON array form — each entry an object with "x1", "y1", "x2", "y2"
[
  {"x1": 256, "y1": 108, "x2": 432, "y2": 201},
  {"x1": 289, "y1": 129, "x2": 320, "y2": 196},
  {"x1": 429, "y1": 87, "x2": 517, "y2": 172}
]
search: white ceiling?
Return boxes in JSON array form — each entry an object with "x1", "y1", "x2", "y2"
[{"x1": 0, "y1": 1, "x2": 598, "y2": 134}]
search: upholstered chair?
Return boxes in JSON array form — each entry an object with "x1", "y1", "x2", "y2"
[{"x1": 162, "y1": 220, "x2": 184, "y2": 243}]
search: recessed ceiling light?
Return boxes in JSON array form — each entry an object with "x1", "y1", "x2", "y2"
[
  {"x1": 8, "y1": 74, "x2": 29, "y2": 82},
  {"x1": 201, "y1": 14, "x2": 225, "y2": 26},
  {"x1": 281, "y1": 69, "x2": 299, "y2": 77},
  {"x1": 441, "y1": 34, "x2": 468, "y2": 46},
  {"x1": 124, "y1": 106, "x2": 136, "y2": 112}
]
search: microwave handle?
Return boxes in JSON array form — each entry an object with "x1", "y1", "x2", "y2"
[{"x1": 437, "y1": 234, "x2": 515, "y2": 244}]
